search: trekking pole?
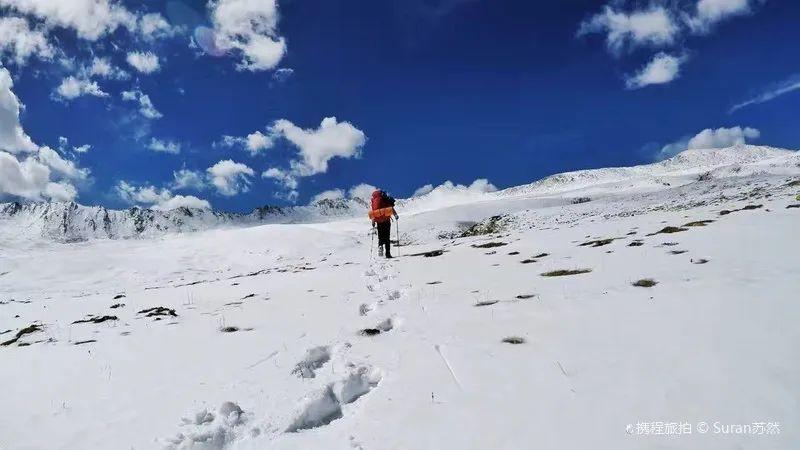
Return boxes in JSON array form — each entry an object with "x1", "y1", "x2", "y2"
[
  {"x1": 370, "y1": 227, "x2": 375, "y2": 260},
  {"x1": 395, "y1": 218, "x2": 400, "y2": 257}
]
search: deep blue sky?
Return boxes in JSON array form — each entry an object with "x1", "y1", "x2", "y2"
[{"x1": 4, "y1": 0, "x2": 799, "y2": 212}]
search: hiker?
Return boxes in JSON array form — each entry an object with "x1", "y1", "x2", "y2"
[{"x1": 369, "y1": 189, "x2": 399, "y2": 258}]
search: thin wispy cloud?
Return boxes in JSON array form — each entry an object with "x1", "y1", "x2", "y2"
[{"x1": 731, "y1": 74, "x2": 800, "y2": 112}]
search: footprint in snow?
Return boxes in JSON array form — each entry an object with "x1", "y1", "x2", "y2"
[
  {"x1": 286, "y1": 366, "x2": 382, "y2": 432},
  {"x1": 292, "y1": 346, "x2": 332, "y2": 379},
  {"x1": 166, "y1": 401, "x2": 251, "y2": 450}
]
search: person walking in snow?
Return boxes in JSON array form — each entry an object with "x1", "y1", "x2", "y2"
[{"x1": 369, "y1": 189, "x2": 399, "y2": 258}]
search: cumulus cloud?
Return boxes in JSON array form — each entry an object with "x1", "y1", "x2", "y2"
[
  {"x1": 87, "y1": 57, "x2": 128, "y2": 79},
  {"x1": 138, "y1": 13, "x2": 178, "y2": 41},
  {"x1": 657, "y1": 126, "x2": 761, "y2": 159},
  {"x1": 308, "y1": 183, "x2": 377, "y2": 206},
  {"x1": 413, "y1": 179, "x2": 497, "y2": 197},
  {"x1": 578, "y1": 6, "x2": 678, "y2": 54},
  {"x1": 272, "y1": 67, "x2": 293, "y2": 83},
  {"x1": 208, "y1": 0, "x2": 287, "y2": 71},
  {"x1": 54, "y1": 76, "x2": 109, "y2": 100},
  {"x1": 730, "y1": 74, "x2": 800, "y2": 112},
  {"x1": 218, "y1": 130, "x2": 273, "y2": 156},
  {"x1": 1, "y1": 67, "x2": 87, "y2": 201},
  {"x1": 580, "y1": 1, "x2": 763, "y2": 89},
  {"x1": 207, "y1": 159, "x2": 254, "y2": 196},
  {"x1": 688, "y1": 0, "x2": 755, "y2": 33},
  {"x1": 0, "y1": 0, "x2": 137, "y2": 41},
  {"x1": 116, "y1": 180, "x2": 211, "y2": 210},
  {"x1": 121, "y1": 89, "x2": 162, "y2": 119},
  {"x1": 171, "y1": 168, "x2": 206, "y2": 190},
  {"x1": 348, "y1": 183, "x2": 377, "y2": 204},
  {"x1": 0, "y1": 16, "x2": 54, "y2": 65},
  {"x1": 147, "y1": 137, "x2": 181, "y2": 154},
  {"x1": 270, "y1": 116, "x2": 366, "y2": 177},
  {"x1": 625, "y1": 53, "x2": 687, "y2": 89},
  {"x1": 126, "y1": 51, "x2": 160, "y2": 74},
  {"x1": 241, "y1": 117, "x2": 366, "y2": 195}
]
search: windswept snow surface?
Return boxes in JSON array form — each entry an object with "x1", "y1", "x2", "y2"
[{"x1": 1, "y1": 146, "x2": 799, "y2": 449}]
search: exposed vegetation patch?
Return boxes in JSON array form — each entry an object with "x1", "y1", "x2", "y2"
[
  {"x1": 407, "y1": 249, "x2": 445, "y2": 258},
  {"x1": 720, "y1": 204, "x2": 763, "y2": 215},
  {"x1": 533, "y1": 253, "x2": 549, "y2": 258},
  {"x1": 572, "y1": 197, "x2": 591, "y2": 204},
  {"x1": 459, "y1": 215, "x2": 511, "y2": 238},
  {"x1": 472, "y1": 242, "x2": 508, "y2": 249},
  {"x1": 220, "y1": 326, "x2": 240, "y2": 333},
  {"x1": 647, "y1": 226, "x2": 688, "y2": 236},
  {"x1": 520, "y1": 259, "x2": 537, "y2": 264},
  {"x1": 787, "y1": 204, "x2": 800, "y2": 209},
  {"x1": 579, "y1": 238, "x2": 616, "y2": 247},
  {"x1": 241, "y1": 294, "x2": 256, "y2": 299},
  {"x1": 113, "y1": 294, "x2": 126, "y2": 300},
  {"x1": 360, "y1": 328, "x2": 381, "y2": 336},
  {"x1": 1, "y1": 324, "x2": 43, "y2": 347},
  {"x1": 670, "y1": 250, "x2": 688, "y2": 255},
  {"x1": 692, "y1": 258, "x2": 710, "y2": 264},
  {"x1": 475, "y1": 300, "x2": 499, "y2": 307},
  {"x1": 541, "y1": 269, "x2": 592, "y2": 277},
  {"x1": 73, "y1": 315, "x2": 118, "y2": 325},
  {"x1": 632, "y1": 279, "x2": 658, "y2": 288},
  {"x1": 784, "y1": 179, "x2": 800, "y2": 187},
  {"x1": 74, "y1": 340, "x2": 97, "y2": 345},
  {"x1": 110, "y1": 303, "x2": 125, "y2": 309},
  {"x1": 628, "y1": 241, "x2": 644, "y2": 247},
  {"x1": 508, "y1": 251, "x2": 520, "y2": 256},
  {"x1": 426, "y1": 281, "x2": 442, "y2": 285},
  {"x1": 684, "y1": 220, "x2": 715, "y2": 227},
  {"x1": 502, "y1": 336, "x2": 526, "y2": 345},
  {"x1": 138, "y1": 307, "x2": 177, "y2": 318},
  {"x1": 515, "y1": 294, "x2": 537, "y2": 300}
]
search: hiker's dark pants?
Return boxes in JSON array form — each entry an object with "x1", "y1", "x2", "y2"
[{"x1": 376, "y1": 220, "x2": 391, "y2": 256}]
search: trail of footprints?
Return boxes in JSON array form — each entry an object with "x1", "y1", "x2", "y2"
[{"x1": 166, "y1": 260, "x2": 402, "y2": 447}]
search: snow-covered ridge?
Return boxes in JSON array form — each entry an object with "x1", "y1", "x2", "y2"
[
  {"x1": 1, "y1": 145, "x2": 796, "y2": 242},
  {"x1": 0, "y1": 198, "x2": 369, "y2": 242}
]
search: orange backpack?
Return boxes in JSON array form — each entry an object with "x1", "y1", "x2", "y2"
[{"x1": 368, "y1": 207, "x2": 394, "y2": 222}]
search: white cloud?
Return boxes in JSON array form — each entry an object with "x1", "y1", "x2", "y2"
[
  {"x1": 348, "y1": 183, "x2": 377, "y2": 203},
  {"x1": 153, "y1": 195, "x2": 210, "y2": 211},
  {"x1": 208, "y1": 0, "x2": 287, "y2": 71},
  {"x1": 578, "y1": 6, "x2": 678, "y2": 54},
  {"x1": 207, "y1": 159, "x2": 254, "y2": 196},
  {"x1": 218, "y1": 130, "x2": 273, "y2": 156},
  {"x1": 58, "y1": 136, "x2": 91, "y2": 154},
  {"x1": 658, "y1": 126, "x2": 761, "y2": 159},
  {"x1": 414, "y1": 179, "x2": 497, "y2": 196},
  {"x1": 731, "y1": 74, "x2": 800, "y2": 112},
  {"x1": 0, "y1": 67, "x2": 37, "y2": 153},
  {"x1": 309, "y1": 188, "x2": 344, "y2": 204},
  {"x1": 272, "y1": 67, "x2": 293, "y2": 83},
  {"x1": 1, "y1": 67, "x2": 87, "y2": 201},
  {"x1": 0, "y1": 16, "x2": 54, "y2": 65},
  {"x1": 87, "y1": 57, "x2": 128, "y2": 79},
  {"x1": 116, "y1": 180, "x2": 211, "y2": 210},
  {"x1": 688, "y1": 0, "x2": 754, "y2": 33},
  {"x1": 172, "y1": 168, "x2": 206, "y2": 190},
  {"x1": 626, "y1": 53, "x2": 687, "y2": 89},
  {"x1": 261, "y1": 167, "x2": 298, "y2": 190},
  {"x1": 126, "y1": 51, "x2": 160, "y2": 74},
  {"x1": 147, "y1": 137, "x2": 181, "y2": 154},
  {"x1": 271, "y1": 117, "x2": 366, "y2": 176},
  {"x1": 73, "y1": 144, "x2": 91, "y2": 153},
  {"x1": 54, "y1": 76, "x2": 109, "y2": 100},
  {"x1": 138, "y1": 13, "x2": 178, "y2": 41},
  {"x1": 121, "y1": 89, "x2": 162, "y2": 119},
  {"x1": 0, "y1": 0, "x2": 137, "y2": 41}
]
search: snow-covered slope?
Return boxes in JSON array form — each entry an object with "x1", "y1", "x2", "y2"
[{"x1": 1, "y1": 145, "x2": 799, "y2": 449}]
